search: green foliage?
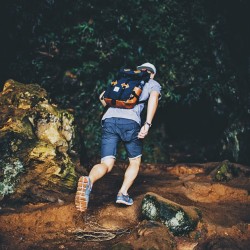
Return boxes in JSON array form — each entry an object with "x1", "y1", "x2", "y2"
[{"x1": 3, "y1": 0, "x2": 250, "y2": 163}]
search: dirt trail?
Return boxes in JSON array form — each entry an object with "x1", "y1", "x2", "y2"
[{"x1": 0, "y1": 162, "x2": 250, "y2": 249}]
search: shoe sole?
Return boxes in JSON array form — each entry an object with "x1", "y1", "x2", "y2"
[
  {"x1": 116, "y1": 200, "x2": 133, "y2": 206},
  {"x1": 75, "y1": 176, "x2": 89, "y2": 212}
]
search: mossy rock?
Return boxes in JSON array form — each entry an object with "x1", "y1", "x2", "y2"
[
  {"x1": 0, "y1": 80, "x2": 78, "y2": 202},
  {"x1": 212, "y1": 160, "x2": 239, "y2": 182},
  {"x1": 141, "y1": 192, "x2": 202, "y2": 236}
]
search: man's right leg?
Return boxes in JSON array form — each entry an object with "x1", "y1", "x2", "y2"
[
  {"x1": 75, "y1": 118, "x2": 119, "y2": 212},
  {"x1": 89, "y1": 157, "x2": 115, "y2": 184},
  {"x1": 75, "y1": 158, "x2": 115, "y2": 212}
]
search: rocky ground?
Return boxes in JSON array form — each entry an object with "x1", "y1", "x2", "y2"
[{"x1": 0, "y1": 162, "x2": 250, "y2": 250}]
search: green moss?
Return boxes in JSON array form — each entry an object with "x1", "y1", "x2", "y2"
[
  {"x1": 214, "y1": 161, "x2": 239, "y2": 182},
  {"x1": 60, "y1": 155, "x2": 77, "y2": 189},
  {"x1": 0, "y1": 159, "x2": 24, "y2": 198}
]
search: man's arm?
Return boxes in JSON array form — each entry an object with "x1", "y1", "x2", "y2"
[
  {"x1": 138, "y1": 90, "x2": 160, "y2": 139},
  {"x1": 99, "y1": 91, "x2": 107, "y2": 107}
]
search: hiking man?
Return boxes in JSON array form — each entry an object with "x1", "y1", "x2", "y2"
[{"x1": 75, "y1": 62, "x2": 161, "y2": 212}]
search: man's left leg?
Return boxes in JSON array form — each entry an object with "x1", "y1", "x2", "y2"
[{"x1": 116, "y1": 157, "x2": 141, "y2": 205}]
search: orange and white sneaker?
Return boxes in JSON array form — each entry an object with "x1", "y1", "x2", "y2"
[{"x1": 75, "y1": 176, "x2": 92, "y2": 212}]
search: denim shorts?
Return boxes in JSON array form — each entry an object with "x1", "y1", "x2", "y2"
[{"x1": 101, "y1": 118, "x2": 142, "y2": 160}]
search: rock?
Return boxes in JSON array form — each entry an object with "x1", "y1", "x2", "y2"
[
  {"x1": 176, "y1": 238, "x2": 198, "y2": 250},
  {"x1": 0, "y1": 80, "x2": 78, "y2": 202},
  {"x1": 182, "y1": 181, "x2": 249, "y2": 202},
  {"x1": 112, "y1": 220, "x2": 176, "y2": 250},
  {"x1": 210, "y1": 160, "x2": 240, "y2": 182},
  {"x1": 167, "y1": 164, "x2": 204, "y2": 176},
  {"x1": 97, "y1": 198, "x2": 141, "y2": 229},
  {"x1": 0, "y1": 203, "x2": 82, "y2": 240},
  {"x1": 111, "y1": 243, "x2": 133, "y2": 250},
  {"x1": 194, "y1": 236, "x2": 242, "y2": 250},
  {"x1": 141, "y1": 192, "x2": 201, "y2": 236}
]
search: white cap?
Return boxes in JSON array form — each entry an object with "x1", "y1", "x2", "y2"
[{"x1": 137, "y1": 62, "x2": 156, "y2": 74}]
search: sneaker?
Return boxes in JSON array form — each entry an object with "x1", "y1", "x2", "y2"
[
  {"x1": 75, "y1": 176, "x2": 92, "y2": 212},
  {"x1": 116, "y1": 193, "x2": 133, "y2": 206}
]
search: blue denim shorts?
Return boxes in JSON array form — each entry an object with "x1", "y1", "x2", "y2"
[{"x1": 101, "y1": 118, "x2": 142, "y2": 160}]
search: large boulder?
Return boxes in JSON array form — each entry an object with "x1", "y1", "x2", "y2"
[
  {"x1": 0, "y1": 80, "x2": 78, "y2": 202},
  {"x1": 141, "y1": 192, "x2": 202, "y2": 236}
]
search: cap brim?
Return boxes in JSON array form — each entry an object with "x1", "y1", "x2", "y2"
[{"x1": 137, "y1": 66, "x2": 155, "y2": 73}]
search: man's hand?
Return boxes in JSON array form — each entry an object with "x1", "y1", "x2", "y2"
[{"x1": 138, "y1": 124, "x2": 150, "y2": 139}]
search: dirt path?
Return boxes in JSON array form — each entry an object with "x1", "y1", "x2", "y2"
[{"x1": 0, "y1": 162, "x2": 250, "y2": 249}]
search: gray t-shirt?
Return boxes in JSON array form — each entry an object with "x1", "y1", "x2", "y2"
[{"x1": 102, "y1": 79, "x2": 161, "y2": 125}]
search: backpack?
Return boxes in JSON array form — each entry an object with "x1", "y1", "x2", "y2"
[{"x1": 103, "y1": 68, "x2": 150, "y2": 109}]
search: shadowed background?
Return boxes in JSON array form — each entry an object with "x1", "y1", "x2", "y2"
[{"x1": 1, "y1": 0, "x2": 250, "y2": 165}]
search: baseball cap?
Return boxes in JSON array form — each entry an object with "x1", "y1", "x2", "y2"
[{"x1": 137, "y1": 62, "x2": 156, "y2": 74}]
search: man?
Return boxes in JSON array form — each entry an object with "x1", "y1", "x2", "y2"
[{"x1": 75, "y1": 62, "x2": 161, "y2": 212}]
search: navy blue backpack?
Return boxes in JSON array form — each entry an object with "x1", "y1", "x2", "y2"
[{"x1": 103, "y1": 68, "x2": 150, "y2": 109}]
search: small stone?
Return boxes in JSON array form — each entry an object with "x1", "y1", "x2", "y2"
[{"x1": 57, "y1": 199, "x2": 65, "y2": 205}]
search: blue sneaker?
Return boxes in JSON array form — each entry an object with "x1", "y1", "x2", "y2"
[
  {"x1": 75, "y1": 176, "x2": 92, "y2": 212},
  {"x1": 116, "y1": 193, "x2": 133, "y2": 206}
]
